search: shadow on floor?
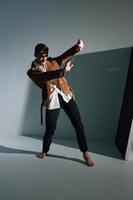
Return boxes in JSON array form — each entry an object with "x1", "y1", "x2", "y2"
[
  {"x1": 0, "y1": 145, "x2": 37, "y2": 155},
  {"x1": 47, "y1": 153, "x2": 86, "y2": 166},
  {"x1": 24, "y1": 135, "x2": 123, "y2": 160},
  {"x1": 53, "y1": 139, "x2": 123, "y2": 160},
  {"x1": 0, "y1": 145, "x2": 87, "y2": 167}
]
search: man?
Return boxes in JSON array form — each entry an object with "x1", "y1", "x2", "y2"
[{"x1": 27, "y1": 39, "x2": 94, "y2": 167}]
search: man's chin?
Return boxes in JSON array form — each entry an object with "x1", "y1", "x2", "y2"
[{"x1": 41, "y1": 62, "x2": 46, "y2": 65}]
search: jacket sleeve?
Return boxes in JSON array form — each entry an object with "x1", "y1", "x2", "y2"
[
  {"x1": 27, "y1": 68, "x2": 64, "y2": 88},
  {"x1": 53, "y1": 44, "x2": 80, "y2": 66}
]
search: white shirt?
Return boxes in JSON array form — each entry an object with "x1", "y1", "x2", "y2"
[{"x1": 34, "y1": 61, "x2": 72, "y2": 109}]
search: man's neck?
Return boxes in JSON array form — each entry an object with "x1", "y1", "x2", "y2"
[{"x1": 36, "y1": 59, "x2": 47, "y2": 65}]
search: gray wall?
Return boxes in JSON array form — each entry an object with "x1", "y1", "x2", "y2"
[
  {"x1": 0, "y1": 0, "x2": 133, "y2": 140},
  {"x1": 21, "y1": 48, "x2": 131, "y2": 141}
]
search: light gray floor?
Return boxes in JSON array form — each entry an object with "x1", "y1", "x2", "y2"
[{"x1": 0, "y1": 136, "x2": 133, "y2": 200}]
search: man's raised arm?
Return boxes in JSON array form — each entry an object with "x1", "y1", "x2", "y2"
[{"x1": 54, "y1": 39, "x2": 84, "y2": 66}]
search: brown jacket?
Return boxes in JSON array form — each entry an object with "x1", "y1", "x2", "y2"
[{"x1": 27, "y1": 44, "x2": 80, "y2": 124}]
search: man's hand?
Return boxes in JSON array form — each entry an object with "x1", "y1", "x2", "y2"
[
  {"x1": 77, "y1": 39, "x2": 84, "y2": 51},
  {"x1": 64, "y1": 59, "x2": 74, "y2": 72}
]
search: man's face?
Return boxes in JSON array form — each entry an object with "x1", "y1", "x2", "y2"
[{"x1": 37, "y1": 52, "x2": 48, "y2": 65}]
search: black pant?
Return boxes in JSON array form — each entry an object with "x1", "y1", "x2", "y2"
[{"x1": 43, "y1": 94, "x2": 88, "y2": 153}]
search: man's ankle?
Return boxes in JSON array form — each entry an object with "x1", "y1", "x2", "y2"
[{"x1": 83, "y1": 151, "x2": 89, "y2": 157}]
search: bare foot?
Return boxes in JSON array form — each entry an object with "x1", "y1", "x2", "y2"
[
  {"x1": 83, "y1": 152, "x2": 94, "y2": 167},
  {"x1": 36, "y1": 151, "x2": 47, "y2": 159}
]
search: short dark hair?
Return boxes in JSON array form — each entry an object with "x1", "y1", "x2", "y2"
[{"x1": 34, "y1": 43, "x2": 49, "y2": 57}]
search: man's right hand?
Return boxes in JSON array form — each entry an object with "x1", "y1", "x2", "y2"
[
  {"x1": 77, "y1": 39, "x2": 84, "y2": 51},
  {"x1": 64, "y1": 59, "x2": 74, "y2": 72}
]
